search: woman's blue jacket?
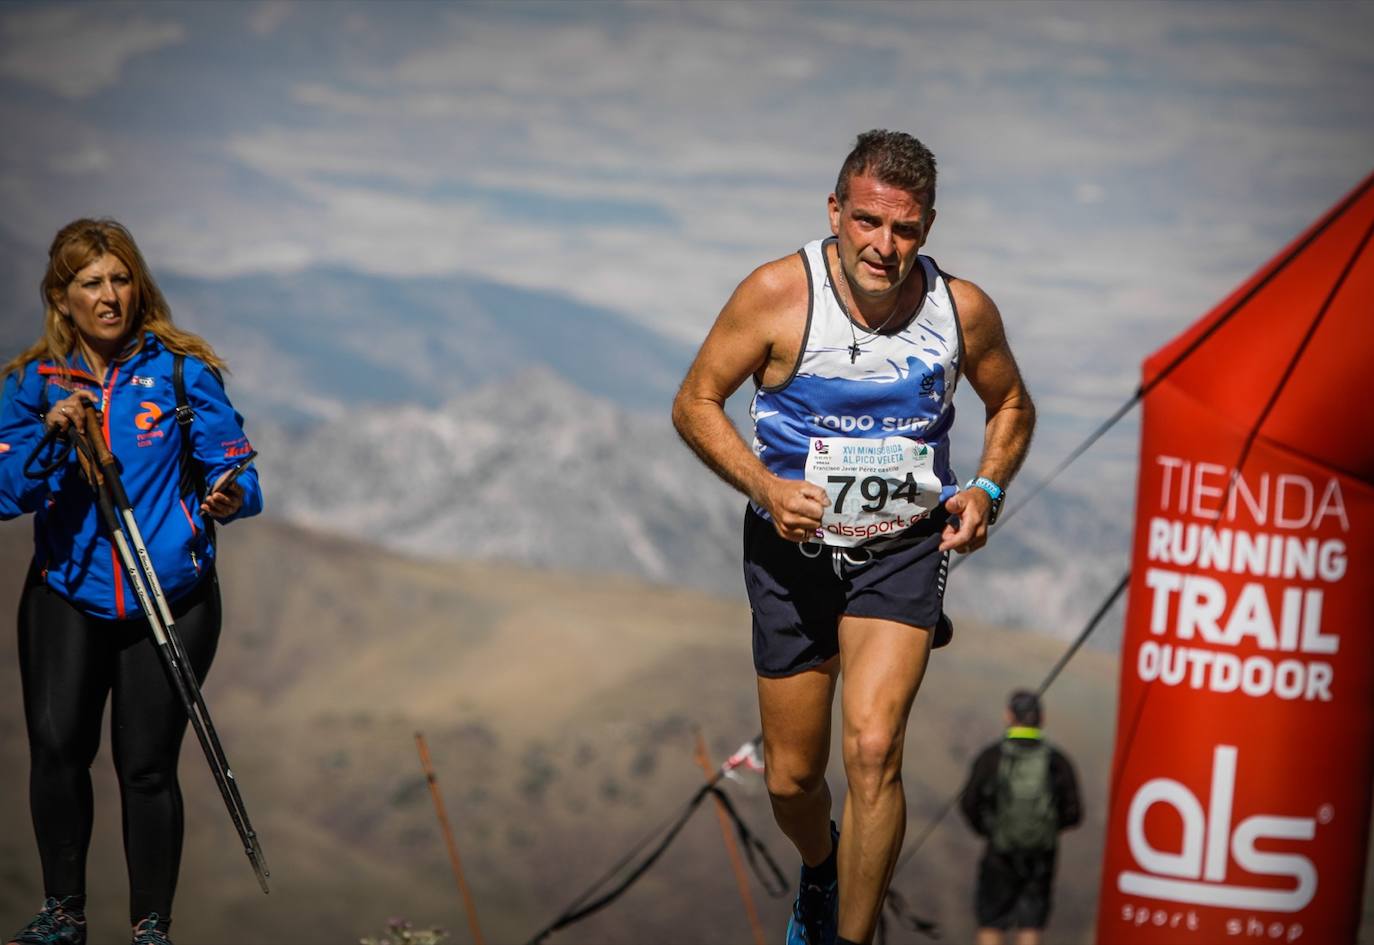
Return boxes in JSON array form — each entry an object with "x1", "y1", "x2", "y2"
[{"x1": 0, "y1": 334, "x2": 262, "y2": 619}]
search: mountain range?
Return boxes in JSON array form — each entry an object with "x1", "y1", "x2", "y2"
[
  {"x1": 248, "y1": 366, "x2": 745, "y2": 592},
  {"x1": 162, "y1": 265, "x2": 696, "y2": 426},
  {"x1": 247, "y1": 365, "x2": 1131, "y2": 640},
  {"x1": 0, "y1": 252, "x2": 1135, "y2": 637}
]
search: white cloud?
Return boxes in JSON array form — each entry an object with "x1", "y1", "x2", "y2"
[
  {"x1": 151, "y1": 5, "x2": 1374, "y2": 356},
  {"x1": 1074, "y1": 182, "x2": 1106, "y2": 205},
  {"x1": 2, "y1": 0, "x2": 1371, "y2": 426},
  {"x1": 248, "y1": 1, "x2": 292, "y2": 37},
  {"x1": 51, "y1": 146, "x2": 110, "y2": 175},
  {"x1": 227, "y1": 128, "x2": 446, "y2": 188},
  {"x1": 0, "y1": 6, "x2": 185, "y2": 99}
]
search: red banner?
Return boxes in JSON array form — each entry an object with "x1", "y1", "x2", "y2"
[{"x1": 1097, "y1": 172, "x2": 1374, "y2": 945}]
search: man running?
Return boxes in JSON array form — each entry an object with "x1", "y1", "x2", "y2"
[{"x1": 672, "y1": 129, "x2": 1035, "y2": 945}]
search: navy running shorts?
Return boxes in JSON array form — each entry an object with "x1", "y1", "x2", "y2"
[{"x1": 742, "y1": 506, "x2": 951, "y2": 678}]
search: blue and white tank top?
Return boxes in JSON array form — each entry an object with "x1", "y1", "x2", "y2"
[{"x1": 750, "y1": 238, "x2": 963, "y2": 543}]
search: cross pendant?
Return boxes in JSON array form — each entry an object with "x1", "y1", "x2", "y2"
[{"x1": 848, "y1": 343, "x2": 860, "y2": 363}]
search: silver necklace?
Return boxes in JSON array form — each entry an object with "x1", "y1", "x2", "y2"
[
  {"x1": 837, "y1": 274, "x2": 914, "y2": 364},
  {"x1": 846, "y1": 302, "x2": 901, "y2": 363}
]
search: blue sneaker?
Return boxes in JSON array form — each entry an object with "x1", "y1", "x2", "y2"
[
  {"x1": 784, "y1": 823, "x2": 839, "y2": 945},
  {"x1": 130, "y1": 914, "x2": 173, "y2": 945},
  {"x1": 7, "y1": 897, "x2": 87, "y2": 945}
]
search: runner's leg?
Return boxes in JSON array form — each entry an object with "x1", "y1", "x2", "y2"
[
  {"x1": 757, "y1": 658, "x2": 840, "y2": 865},
  {"x1": 835, "y1": 615, "x2": 933, "y2": 943},
  {"x1": 110, "y1": 575, "x2": 221, "y2": 923},
  {"x1": 18, "y1": 573, "x2": 113, "y2": 901}
]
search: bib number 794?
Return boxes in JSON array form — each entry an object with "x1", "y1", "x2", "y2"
[
  {"x1": 804, "y1": 435, "x2": 942, "y2": 547},
  {"x1": 827, "y1": 472, "x2": 922, "y2": 513}
]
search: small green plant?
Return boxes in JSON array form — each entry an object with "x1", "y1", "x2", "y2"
[{"x1": 359, "y1": 916, "x2": 449, "y2": 945}]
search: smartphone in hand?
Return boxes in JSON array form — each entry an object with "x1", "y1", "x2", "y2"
[{"x1": 209, "y1": 450, "x2": 258, "y2": 496}]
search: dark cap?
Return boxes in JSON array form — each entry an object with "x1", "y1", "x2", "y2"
[{"x1": 1008, "y1": 689, "x2": 1042, "y2": 726}]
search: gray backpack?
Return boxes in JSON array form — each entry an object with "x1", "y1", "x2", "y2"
[{"x1": 988, "y1": 740, "x2": 1057, "y2": 852}]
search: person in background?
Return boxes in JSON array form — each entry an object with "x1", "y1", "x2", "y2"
[{"x1": 959, "y1": 690, "x2": 1082, "y2": 945}]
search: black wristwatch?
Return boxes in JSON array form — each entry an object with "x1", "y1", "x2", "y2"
[{"x1": 965, "y1": 476, "x2": 1005, "y2": 526}]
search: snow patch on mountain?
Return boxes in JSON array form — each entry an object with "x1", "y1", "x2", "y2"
[{"x1": 250, "y1": 368, "x2": 1133, "y2": 642}]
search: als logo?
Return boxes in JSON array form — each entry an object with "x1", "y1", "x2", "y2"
[
  {"x1": 1118, "y1": 745, "x2": 1317, "y2": 911},
  {"x1": 134, "y1": 402, "x2": 163, "y2": 431},
  {"x1": 814, "y1": 440, "x2": 830, "y2": 455}
]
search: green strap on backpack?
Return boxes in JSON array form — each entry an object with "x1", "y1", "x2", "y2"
[{"x1": 988, "y1": 739, "x2": 1057, "y2": 852}]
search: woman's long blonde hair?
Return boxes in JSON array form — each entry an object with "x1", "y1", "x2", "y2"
[{"x1": 3, "y1": 218, "x2": 227, "y2": 380}]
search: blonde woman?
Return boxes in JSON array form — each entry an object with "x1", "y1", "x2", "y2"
[{"x1": 1, "y1": 219, "x2": 262, "y2": 945}]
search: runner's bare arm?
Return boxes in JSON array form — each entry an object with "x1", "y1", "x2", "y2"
[
  {"x1": 672, "y1": 258, "x2": 828, "y2": 541},
  {"x1": 941, "y1": 277, "x2": 1036, "y2": 552}
]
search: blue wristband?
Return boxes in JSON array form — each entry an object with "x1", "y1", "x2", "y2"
[
  {"x1": 965, "y1": 477, "x2": 1005, "y2": 526},
  {"x1": 966, "y1": 477, "x2": 1003, "y2": 501}
]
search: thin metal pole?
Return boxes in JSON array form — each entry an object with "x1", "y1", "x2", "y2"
[
  {"x1": 74, "y1": 409, "x2": 269, "y2": 891},
  {"x1": 415, "y1": 732, "x2": 486, "y2": 945},
  {"x1": 695, "y1": 729, "x2": 767, "y2": 945}
]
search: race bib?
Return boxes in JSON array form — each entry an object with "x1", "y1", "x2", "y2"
[{"x1": 804, "y1": 436, "x2": 942, "y2": 547}]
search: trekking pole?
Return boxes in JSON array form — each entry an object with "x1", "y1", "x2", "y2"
[{"x1": 70, "y1": 405, "x2": 270, "y2": 893}]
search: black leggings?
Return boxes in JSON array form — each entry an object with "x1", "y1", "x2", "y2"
[{"x1": 17, "y1": 564, "x2": 221, "y2": 923}]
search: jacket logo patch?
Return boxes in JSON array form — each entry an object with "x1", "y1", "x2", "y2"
[
  {"x1": 130, "y1": 375, "x2": 156, "y2": 388},
  {"x1": 135, "y1": 402, "x2": 164, "y2": 431},
  {"x1": 224, "y1": 438, "x2": 253, "y2": 459}
]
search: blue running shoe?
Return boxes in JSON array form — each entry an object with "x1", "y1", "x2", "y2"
[
  {"x1": 784, "y1": 823, "x2": 839, "y2": 945},
  {"x1": 130, "y1": 914, "x2": 172, "y2": 945},
  {"x1": 7, "y1": 897, "x2": 87, "y2": 945}
]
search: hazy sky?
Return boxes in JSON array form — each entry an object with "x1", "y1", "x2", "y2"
[{"x1": 2, "y1": 1, "x2": 1371, "y2": 455}]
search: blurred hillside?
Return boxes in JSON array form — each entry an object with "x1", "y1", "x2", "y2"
[
  {"x1": 243, "y1": 364, "x2": 1131, "y2": 640},
  {"x1": 0, "y1": 516, "x2": 1127, "y2": 945}
]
